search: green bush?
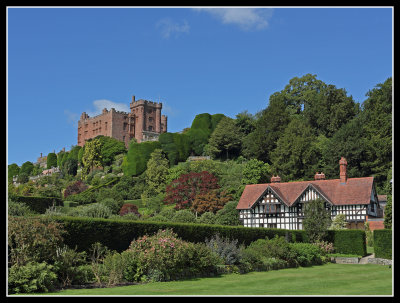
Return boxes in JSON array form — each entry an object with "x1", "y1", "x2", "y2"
[
  {"x1": 8, "y1": 216, "x2": 65, "y2": 267},
  {"x1": 373, "y1": 229, "x2": 392, "y2": 259},
  {"x1": 123, "y1": 229, "x2": 220, "y2": 282},
  {"x1": 68, "y1": 203, "x2": 113, "y2": 219},
  {"x1": 171, "y1": 209, "x2": 197, "y2": 223},
  {"x1": 288, "y1": 242, "x2": 324, "y2": 267},
  {"x1": 239, "y1": 238, "x2": 290, "y2": 272},
  {"x1": 8, "y1": 200, "x2": 35, "y2": 217},
  {"x1": 8, "y1": 262, "x2": 57, "y2": 294},
  {"x1": 52, "y1": 245, "x2": 88, "y2": 288}
]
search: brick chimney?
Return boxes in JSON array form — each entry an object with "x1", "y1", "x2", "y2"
[
  {"x1": 314, "y1": 172, "x2": 326, "y2": 180},
  {"x1": 271, "y1": 175, "x2": 281, "y2": 183},
  {"x1": 339, "y1": 157, "x2": 347, "y2": 184}
]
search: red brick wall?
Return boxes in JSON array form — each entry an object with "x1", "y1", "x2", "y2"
[
  {"x1": 367, "y1": 220, "x2": 385, "y2": 231},
  {"x1": 78, "y1": 98, "x2": 167, "y2": 147}
]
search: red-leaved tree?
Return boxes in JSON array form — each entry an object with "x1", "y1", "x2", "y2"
[
  {"x1": 164, "y1": 171, "x2": 219, "y2": 210},
  {"x1": 191, "y1": 190, "x2": 232, "y2": 215},
  {"x1": 119, "y1": 203, "x2": 140, "y2": 217},
  {"x1": 63, "y1": 180, "x2": 88, "y2": 199}
]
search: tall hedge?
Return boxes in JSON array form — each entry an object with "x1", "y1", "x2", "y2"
[
  {"x1": 326, "y1": 229, "x2": 366, "y2": 256},
  {"x1": 122, "y1": 141, "x2": 161, "y2": 176},
  {"x1": 373, "y1": 229, "x2": 392, "y2": 259},
  {"x1": 185, "y1": 113, "x2": 225, "y2": 156},
  {"x1": 51, "y1": 216, "x2": 364, "y2": 254},
  {"x1": 159, "y1": 132, "x2": 190, "y2": 166}
]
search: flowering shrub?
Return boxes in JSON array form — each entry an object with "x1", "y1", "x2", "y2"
[
  {"x1": 8, "y1": 216, "x2": 65, "y2": 267},
  {"x1": 313, "y1": 240, "x2": 335, "y2": 254},
  {"x1": 124, "y1": 229, "x2": 220, "y2": 282}
]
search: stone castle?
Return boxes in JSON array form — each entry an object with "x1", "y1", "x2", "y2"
[{"x1": 78, "y1": 95, "x2": 167, "y2": 148}]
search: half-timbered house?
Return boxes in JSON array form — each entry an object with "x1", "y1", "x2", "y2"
[{"x1": 236, "y1": 157, "x2": 383, "y2": 230}]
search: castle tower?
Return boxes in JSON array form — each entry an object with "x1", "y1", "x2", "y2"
[{"x1": 161, "y1": 115, "x2": 167, "y2": 133}]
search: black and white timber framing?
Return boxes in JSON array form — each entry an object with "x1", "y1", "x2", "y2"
[{"x1": 238, "y1": 184, "x2": 381, "y2": 230}]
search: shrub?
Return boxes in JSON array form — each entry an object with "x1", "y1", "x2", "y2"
[
  {"x1": 100, "y1": 198, "x2": 124, "y2": 215},
  {"x1": 289, "y1": 242, "x2": 324, "y2": 267},
  {"x1": 8, "y1": 262, "x2": 57, "y2": 294},
  {"x1": 373, "y1": 229, "x2": 392, "y2": 259},
  {"x1": 197, "y1": 211, "x2": 216, "y2": 224},
  {"x1": 312, "y1": 240, "x2": 334, "y2": 255},
  {"x1": 8, "y1": 216, "x2": 65, "y2": 267},
  {"x1": 101, "y1": 251, "x2": 127, "y2": 286},
  {"x1": 8, "y1": 200, "x2": 35, "y2": 217},
  {"x1": 240, "y1": 236, "x2": 293, "y2": 271},
  {"x1": 72, "y1": 203, "x2": 113, "y2": 219},
  {"x1": 205, "y1": 233, "x2": 242, "y2": 265},
  {"x1": 119, "y1": 203, "x2": 140, "y2": 217},
  {"x1": 64, "y1": 180, "x2": 88, "y2": 199},
  {"x1": 124, "y1": 229, "x2": 219, "y2": 282},
  {"x1": 171, "y1": 209, "x2": 197, "y2": 223},
  {"x1": 157, "y1": 208, "x2": 176, "y2": 220},
  {"x1": 52, "y1": 245, "x2": 88, "y2": 288}
]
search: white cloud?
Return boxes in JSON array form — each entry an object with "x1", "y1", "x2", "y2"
[
  {"x1": 87, "y1": 99, "x2": 130, "y2": 117},
  {"x1": 64, "y1": 109, "x2": 79, "y2": 128},
  {"x1": 193, "y1": 7, "x2": 273, "y2": 30},
  {"x1": 156, "y1": 18, "x2": 190, "y2": 39},
  {"x1": 64, "y1": 99, "x2": 130, "y2": 127}
]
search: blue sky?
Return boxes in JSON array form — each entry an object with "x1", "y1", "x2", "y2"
[{"x1": 7, "y1": 7, "x2": 393, "y2": 166}]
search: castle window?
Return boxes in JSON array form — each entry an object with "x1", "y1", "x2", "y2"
[
  {"x1": 149, "y1": 117, "x2": 153, "y2": 122},
  {"x1": 148, "y1": 126, "x2": 153, "y2": 131}
]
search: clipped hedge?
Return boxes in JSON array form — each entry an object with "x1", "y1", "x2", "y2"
[
  {"x1": 9, "y1": 195, "x2": 63, "y2": 214},
  {"x1": 326, "y1": 229, "x2": 367, "y2": 256},
  {"x1": 373, "y1": 229, "x2": 392, "y2": 259},
  {"x1": 53, "y1": 216, "x2": 307, "y2": 253},
  {"x1": 48, "y1": 217, "x2": 367, "y2": 256}
]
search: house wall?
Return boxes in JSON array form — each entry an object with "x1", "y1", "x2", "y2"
[{"x1": 239, "y1": 187, "x2": 369, "y2": 230}]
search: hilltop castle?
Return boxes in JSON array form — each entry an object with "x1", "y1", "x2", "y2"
[{"x1": 78, "y1": 95, "x2": 167, "y2": 148}]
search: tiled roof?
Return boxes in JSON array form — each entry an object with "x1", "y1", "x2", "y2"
[{"x1": 237, "y1": 177, "x2": 374, "y2": 209}]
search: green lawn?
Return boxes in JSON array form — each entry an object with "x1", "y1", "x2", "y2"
[{"x1": 23, "y1": 263, "x2": 392, "y2": 296}]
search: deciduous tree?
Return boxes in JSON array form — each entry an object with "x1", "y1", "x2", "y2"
[{"x1": 164, "y1": 171, "x2": 219, "y2": 210}]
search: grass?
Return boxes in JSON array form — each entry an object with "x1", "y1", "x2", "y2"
[{"x1": 24, "y1": 263, "x2": 392, "y2": 296}]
